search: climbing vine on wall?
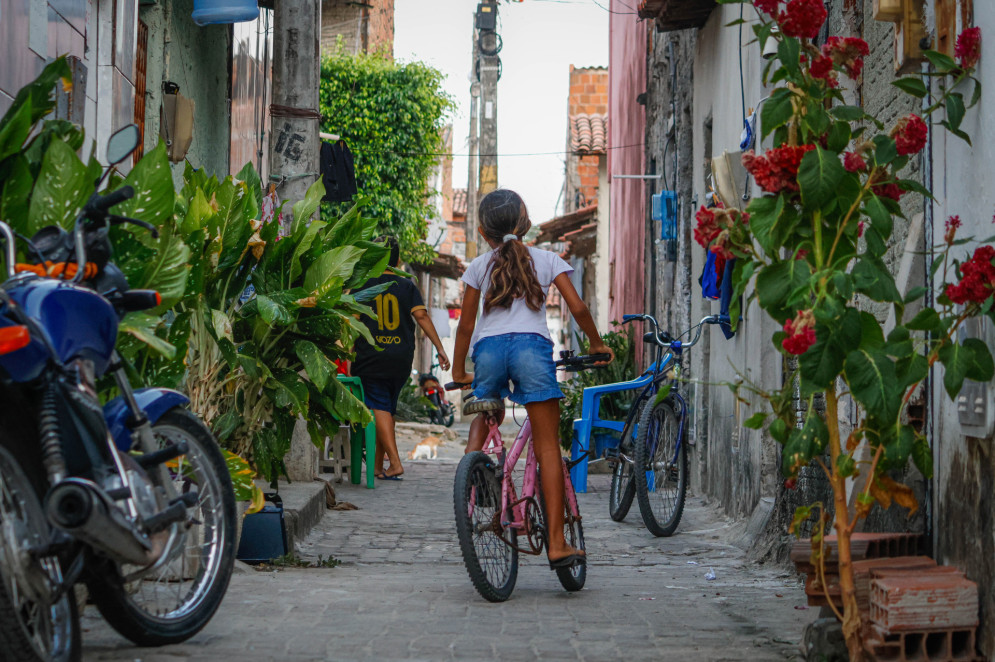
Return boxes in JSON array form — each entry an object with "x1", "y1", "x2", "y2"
[{"x1": 319, "y1": 51, "x2": 455, "y2": 264}]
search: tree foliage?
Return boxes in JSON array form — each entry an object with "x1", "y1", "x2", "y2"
[{"x1": 319, "y1": 52, "x2": 454, "y2": 264}]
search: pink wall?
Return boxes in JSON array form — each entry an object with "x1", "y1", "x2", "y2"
[{"x1": 608, "y1": 3, "x2": 646, "y2": 323}]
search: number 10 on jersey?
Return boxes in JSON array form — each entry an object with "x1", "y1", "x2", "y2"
[{"x1": 375, "y1": 293, "x2": 400, "y2": 331}]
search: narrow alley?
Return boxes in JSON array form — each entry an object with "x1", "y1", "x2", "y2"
[{"x1": 83, "y1": 425, "x2": 811, "y2": 661}]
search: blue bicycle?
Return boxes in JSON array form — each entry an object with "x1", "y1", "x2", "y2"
[{"x1": 569, "y1": 314, "x2": 729, "y2": 536}]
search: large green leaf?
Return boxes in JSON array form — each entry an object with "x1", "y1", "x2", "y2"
[
  {"x1": 292, "y1": 178, "x2": 325, "y2": 231},
  {"x1": 138, "y1": 221, "x2": 191, "y2": 308},
  {"x1": 798, "y1": 146, "x2": 845, "y2": 211},
  {"x1": 27, "y1": 138, "x2": 90, "y2": 234},
  {"x1": 938, "y1": 338, "x2": 995, "y2": 399},
  {"x1": 800, "y1": 308, "x2": 861, "y2": 391},
  {"x1": 853, "y1": 256, "x2": 902, "y2": 303},
  {"x1": 748, "y1": 195, "x2": 799, "y2": 254},
  {"x1": 755, "y1": 259, "x2": 812, "y2": 322},
  {"x1": 268, "y1": 368, "x2": 310, "y2": 414},
  {"x1": 761, "y1": 88, "x2": 794, "y2": 139},
  {"x1": 912, "y1": 435, "x2": 933, "y2": 479},
  {"x1": 780, "y1": 414, "x2": 829, "y2": 477},
  {"x1": 0, "y1": 101, "x2": 32, "y2": 164},
  {"x1": 256, "y1": 294, "x2": 293, "y2": 326},
  {"x1": 289, "y1": 220, "x2": 327, "y2": 282},
  {"x1": 845, "y1": 349, "x2": 901, "y2": 423},
  {"x1": 295, "y1": 339, "x2": 334, "y2": 392},
  {"x1": 304, "y1": 245, "x2": 364, "y2": 294},
  {"x1": 322, "y1": 376, "x2": 373, "y2": 426},
  {"x1": 119, "y1": 312, "x2": 176, "y2": 359},
  {"x1": 116, "y1": 142, "x2": 175, "y2": 230}
]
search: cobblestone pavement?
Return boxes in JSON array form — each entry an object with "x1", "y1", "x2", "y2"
[{"x1": 83, "y1": 425, "x2": 814, "y2": 661}]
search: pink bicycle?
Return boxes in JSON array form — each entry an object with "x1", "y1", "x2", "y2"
[{"x1": 446, "y1": 352, "x2": 608, "y2": 602}]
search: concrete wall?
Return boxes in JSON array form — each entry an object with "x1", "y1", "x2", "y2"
[
  {"x1": 140, "y1": 0, "x2": 232, "y2": 184},
  {"x1": 607, "y1": 2, "x2": 646, "y2": 324},
  {"x1": 926, "y1": 0, "x2": 995, "y2": 654}
]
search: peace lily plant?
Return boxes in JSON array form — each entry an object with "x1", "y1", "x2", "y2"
[{"x1": 710, "y1": 1, "x2": 994, "y2": 658}]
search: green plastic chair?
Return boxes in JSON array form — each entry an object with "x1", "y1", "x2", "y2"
[{"x1": 336, "y1": 375, "x2": 376, "y2": 489}]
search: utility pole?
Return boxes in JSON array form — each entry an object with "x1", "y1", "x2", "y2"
[
  {"x1": 269, "y1": 0, "x2": 322, "y2": 232},
  {"x1": 466, "y1": 79, "x2": 480, "y2": 260},
  {"x1": 475, "y1": 0, "x2": 500, "y2": 257}
]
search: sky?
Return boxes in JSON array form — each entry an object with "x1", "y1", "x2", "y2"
[{"x1": 394, "y1": 0, "x2": 610, "y2": 222}]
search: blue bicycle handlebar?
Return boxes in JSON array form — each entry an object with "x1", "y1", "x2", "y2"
[{"x1": 622, "y1": 314, "x2": 643, "y2": 323}]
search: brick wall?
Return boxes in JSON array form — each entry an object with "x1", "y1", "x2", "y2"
[
  {"x1": 321, "y1": 0, "x2": 394, "y2": 56},
  {"x1": 566, "y1": 66, "x2": 607, "y2": 212}
]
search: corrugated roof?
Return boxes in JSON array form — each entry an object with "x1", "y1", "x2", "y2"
[
  {"x1": 535, "y1": 204, "x2": 598, "y2": 244},
  {"x1": 453, "y1": 188, "x2": 467, "y2": 218},
  {"x1": 570, "y1": 113, "x2": 607, "y2": 155},
  {"x1": 637, "y1": 0, "x2": 717, "y2": 31}
]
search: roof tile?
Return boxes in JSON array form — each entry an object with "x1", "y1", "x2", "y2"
[{"x1": 569, "y1": 113, "x2": 607, "y2": 155}]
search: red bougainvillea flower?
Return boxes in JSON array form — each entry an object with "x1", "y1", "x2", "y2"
[
  {"x1": 782, "y1": 310, "x2": 817, "y2": 355},
  {"x1": 857, "y1": 221, "x2": 865, "y2": 238},
  {"x1": 955, "y1": 26, "x2": 982, "y2": 70},
  {"x1": 694, "y1": 205, "x2": 720, "y2": 248},
  {"x1": 892, "y1": 114, "x2": 928, "y2": 156},
  {"x1": 742, "y1": 144, "x2": 816, "y2": 194},
  {"x1": 873, "y1": 182, "x2": 903, "y2": 201},
  {"x1": 810, "y1": 55, "x2": 837, "y2": 86},
  {"x1": 753, "y1": 0, "x2": 780, "y2": 16},
  {"x1": 795, "y1": 249, "x2": 809, "y2": 260},
  {"x1": 944, "y1": 215, "x2": 962, "y2": 244},
  {"x1": 778, "y1": 0, "x2": 827, "y2": 39},
  {"x1": 822, "y1": 36, "x2": 869, "y2": 79},
  {"x1": 844, "y1": 151, "x2": 867, "y2": 173},
  {"x1": 945, "y1": 245, "x2": 995, "y2": 305}
]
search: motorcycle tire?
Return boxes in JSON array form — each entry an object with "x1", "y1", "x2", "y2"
[
  {"x1": 86, "y1": 407, "x2": 236, "y2": 647},
  {"x1": 0, "y1": 421, "x2": 81, "y2": 662}
]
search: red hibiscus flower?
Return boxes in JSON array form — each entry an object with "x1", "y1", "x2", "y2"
[
  {"x1": 844, "y1": 151, "x2": 867, "y2": 173},
  {"x1": 892, "y1": 114, "x2": 928, "y2": 156},
  {"x1": 955, "y1": 26, "x2": 982, "y2": 70},
  {"x1": 782, "y1": 310, "x2": 817, "y2": 355},
  {"x1": 945, "y1": 245, "x2": 995, "y2": 305},
  {"x1": 743, "y1": 145, "x2": 816, "y2": 194},
  {"x1": 778, "y1": 0, "x2": 827, "y2": 39},
  {"x1": 822, "y1": 37, "x2": 869, "y2": 79}
]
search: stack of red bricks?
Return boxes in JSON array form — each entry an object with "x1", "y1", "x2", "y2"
[{"x1": 791, "y1": 532, "x2": 983, "y2": 661}]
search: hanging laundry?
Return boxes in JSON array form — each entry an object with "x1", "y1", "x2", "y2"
[
  {"x1": 700, "y1": 250, "x2": 721, "y2": 300},
  {"x1": 718, "y1": 258, "x2": 738, "y2": 339},
  {"x1": 320, "y1": 139, "x2": 358, "y2": 203}
]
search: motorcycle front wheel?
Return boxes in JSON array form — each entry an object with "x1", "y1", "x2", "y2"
[
  {"x1": 87, "y1": 407, "x2": 236, "y2": 646},
  {"x1": 0, "y1": 442, "x2": 80, "y2": 662}
]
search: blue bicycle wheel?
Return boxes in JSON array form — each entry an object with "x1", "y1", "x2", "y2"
[{"x1": 634, "y1": 400, "x2": 687, "y2": 537}]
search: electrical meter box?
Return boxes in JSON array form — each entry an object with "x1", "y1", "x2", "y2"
[
  {"x1": 475, "y1": 3, "x2": 496, "y2": 31},
  {"x1": 957, "y1": 317, "x2": 994, "y2": 438},
  {"x1": 652, "y1": 191, "x2": 678, "y2": 241}
]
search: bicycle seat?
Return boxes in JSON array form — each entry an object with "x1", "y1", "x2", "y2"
[{"x1": 462, "y1": 395, "x2": 505, "y2": 416}]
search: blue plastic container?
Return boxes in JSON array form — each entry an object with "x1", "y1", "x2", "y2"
[
  {"x1": 192, "y1": 0, "x2": 259, "y2": 26},
  {"x1": 593, "y1": 431, "x2": 620, "y2": 459}
]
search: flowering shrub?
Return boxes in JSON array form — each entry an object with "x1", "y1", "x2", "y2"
[{"x1": 709, "y1": 2, "x2": 992, "y2": 658}]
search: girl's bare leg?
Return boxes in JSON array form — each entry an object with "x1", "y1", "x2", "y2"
[
  {"x1": 525, "y1": 399, "x2": 583, "y2": 562},
  {"x1": 465, "y1": 409, "x2": 505, "y2": 454}
]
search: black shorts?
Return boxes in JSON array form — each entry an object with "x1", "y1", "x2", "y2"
[{"x1": 358, "y1": 374, "x2": 408, "y2": 416}]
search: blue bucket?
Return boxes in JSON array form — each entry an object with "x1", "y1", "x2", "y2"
[{"x1": 192, "y1": 0, "x2": 259, "y2": 26}]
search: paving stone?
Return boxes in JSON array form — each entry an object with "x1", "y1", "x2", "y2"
[{"x1": 82, "y1": 439, "x2": 813, "y2": 661}]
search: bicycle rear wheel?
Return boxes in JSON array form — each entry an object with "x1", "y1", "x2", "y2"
[
  {"x1": 537, "y1": 463, "x2": 586, "y2": 592},
  {"x1": 608, "y1": 397, "x2": 645, "y2": 522},
  {"x1": 634, "y1": 400, "x2": 687, "y2": 537},
  {"x1": 453, "y1": 452, "x2": 517, "y2": 602}
]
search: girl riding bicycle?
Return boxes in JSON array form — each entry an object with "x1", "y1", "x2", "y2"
[{"x1": 451, "y1": 189, "x2": 613, "y2": 567}]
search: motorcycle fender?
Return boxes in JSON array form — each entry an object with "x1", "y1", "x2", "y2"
[{"x1": 103, "y1": 388, "x2": 191, "y2": 452}]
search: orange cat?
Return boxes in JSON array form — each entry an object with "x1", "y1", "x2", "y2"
[{"x1": 407, "y1": 435, "x2": 442, "y2": 460}]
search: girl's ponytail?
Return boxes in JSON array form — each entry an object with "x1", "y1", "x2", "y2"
[{"x1": 478, "y1": 190, "x2": 545, "y2": 313}]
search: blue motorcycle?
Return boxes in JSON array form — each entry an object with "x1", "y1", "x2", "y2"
[{"x1": 0, "y1": 126, "x2": 235, "y2": 661}]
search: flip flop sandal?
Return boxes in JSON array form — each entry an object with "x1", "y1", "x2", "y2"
[
  {"x1": 548, "y1": 553, "x2": 586, "y2": 570},
  {"x1": 377, "y1": 474, "x2": 403, "y2": 481}
]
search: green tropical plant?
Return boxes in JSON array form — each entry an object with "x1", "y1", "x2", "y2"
[
  {"x1": 558, "y1": 329, "x2": 637, "y2": 450},
  {"x1": 319, "y1": 51, "x2": 455, "y2": 264},
  {"x1": 712, "y1": 2, "x2": 992, "y2": 658}
]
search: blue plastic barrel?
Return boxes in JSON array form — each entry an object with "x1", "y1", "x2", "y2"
[{"x1": 192, "y1": 0, "x2": 259, "y2": 26}]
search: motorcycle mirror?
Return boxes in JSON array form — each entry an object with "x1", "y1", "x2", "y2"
[{"x1": 106, "y1": 124, "x2": 141, "y2": 166}]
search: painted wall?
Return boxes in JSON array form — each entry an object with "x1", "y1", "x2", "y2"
[
  {"x1": 231, "y1": 10, "x2": 273, "y2": 180},
  {"x1": 139, "y1": 0, "x2": 231, "y2": 184},
  {"x1": 607, "y1": 1, "x2": 646, "y2": 324},
  {"x1": 927, "y1": 0, "x2": 995, "y2": 654}
]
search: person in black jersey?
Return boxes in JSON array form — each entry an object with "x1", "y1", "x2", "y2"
[{"x1": 352, "y1": 237, "x2": 450, "y2": 480}]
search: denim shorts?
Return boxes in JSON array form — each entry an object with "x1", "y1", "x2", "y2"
[{"x1": 471, "y1": 333, "x2": 564, "y2": 405}]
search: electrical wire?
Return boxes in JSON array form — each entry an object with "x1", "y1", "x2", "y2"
[
  {"x1": 738, "y1": 2, "x2": 746, "y2": 122},
  {"x1": 349, "y1": 142, "x2": 645, "y2": 158},
  {"x1": 589, "y1": 0, "x2": 638, "y2": 15}
]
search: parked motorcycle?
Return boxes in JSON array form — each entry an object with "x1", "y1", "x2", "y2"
[
  {"x1": 0, "y1": 125, "x2": 235, "y2": 661},
  {"x1": 418, "y1": 368, "x2": 455, "y2": 427}
]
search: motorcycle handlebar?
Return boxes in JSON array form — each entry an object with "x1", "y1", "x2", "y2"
[{"x1": 88, "y1": 186, "x2": 134, "y2": 215}]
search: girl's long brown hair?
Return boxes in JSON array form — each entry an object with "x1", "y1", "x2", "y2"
[{"x1": 478, "y1": 190, "x2": 544, "y2": 313}]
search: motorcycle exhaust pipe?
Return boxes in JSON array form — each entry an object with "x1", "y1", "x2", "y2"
[{"x1": 46, "y1": 478, "x2": 153, "y2": 566}]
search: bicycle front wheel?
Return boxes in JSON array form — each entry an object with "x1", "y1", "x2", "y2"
[
  {"x1": 608, "y1": 396, "x2": 645, "y2": 522},
  {"x1": 453, "y1": 452, "x2": 517, "y2": 602},
  {"x1": 634, "y1": 400, "x2": 687, "y2": 537}
]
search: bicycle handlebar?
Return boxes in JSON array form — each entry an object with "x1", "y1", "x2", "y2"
[
  {"x1": 555, "y1": 352, "x2": 612, "y2": 372},
  {"x1": 622, "y1": 312, "x2": 730, "y2": 351}
]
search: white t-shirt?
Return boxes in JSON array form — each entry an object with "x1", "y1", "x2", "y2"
[{"x1": 461, "y1": 246, "x2": 574, "y2": 350}]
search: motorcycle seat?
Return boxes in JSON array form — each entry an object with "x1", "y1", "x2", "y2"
[{"x1": 462, "y1": 395, "x2": 504, "y2": 416}]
